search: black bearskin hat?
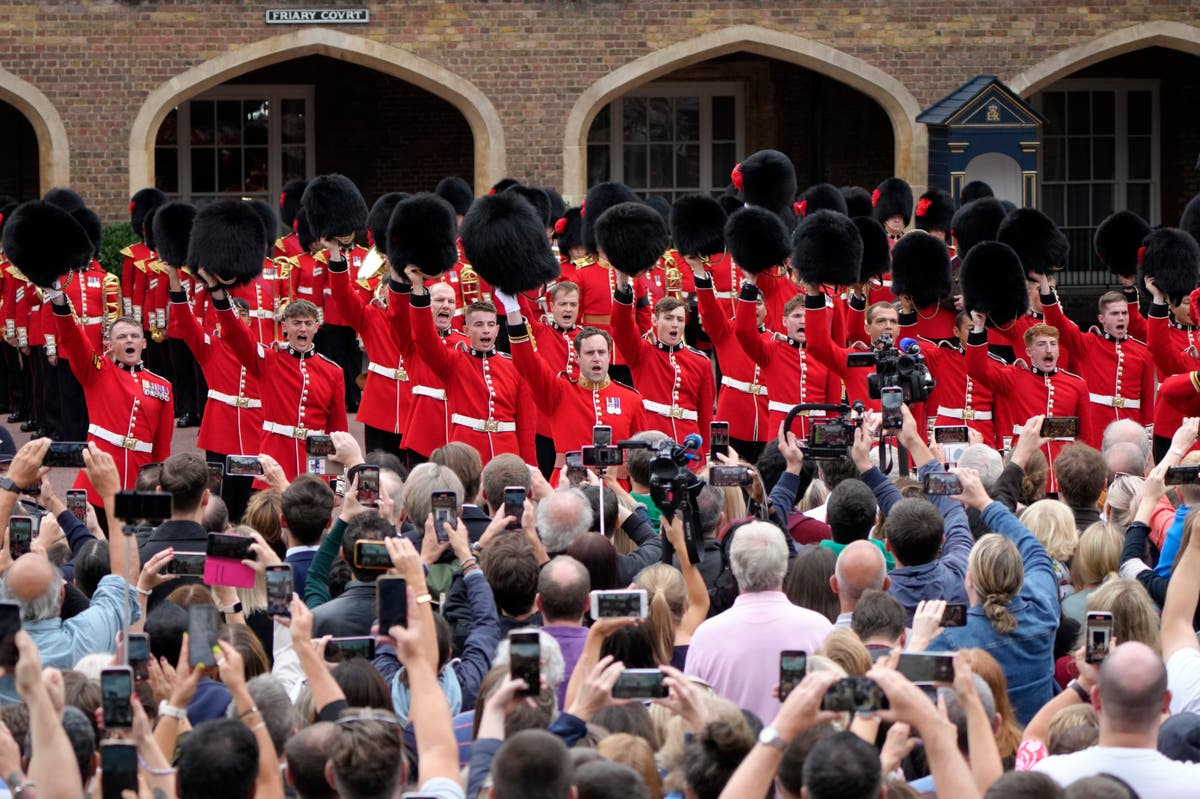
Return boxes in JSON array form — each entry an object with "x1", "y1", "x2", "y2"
[
  {"x1": 961, "y1": 241, "x2": 1030, "y2": 325},
  {"x1": 582, "y1": 182, "x2": 638, "y2": 254},
  {"x1": 1141, "y1": 228, "x2": 1200, "y2": 305},
  {"x1": 951, "y1": 197, "x2": 1008, "y2": 260},
  {"x1": 186, "y1": 199, "x2": 267, "y2": 288},
  {"x1": 128, "y1": 187, "x2": 167, "y2": 239},
  {"x1": 43, "y1": 187, "x2": 86, "y2": 214},
  {"x1": 301, "y1": 175, "x2": 368, "y2": 240},
  {"x1": 725, "y1": 207, "x2": 790, "y2": 275},
  {"x1": 460, "y1": 191, "x2": 560, "y2": 294},
  {"x1": 960, "y1": 180, "x2": 994, "y2": 203},
  {"x1": 505, "y1": 185, "x2": 552, "y2": 228},
  {"x1": 594, "y1": 202, "x2": 669, "y2": 277},
  {"x1": 872, "y1": 177, "x2": 914, "y2": 227},
  {"x1": 797, "y1": 183, "x2": 848, "y2": 218},
  {"x1": 854, "y1": 217, "x2": 891, "y2": 282},
  {"x1": 914, "y1": 188, "x2": 955, "y2": 234},
  {"x1": 553, "y1": 207, "x2": 584, "y2": 257},
  {"x1": 1, "y1": 201, "x2": 95, "y2": 288},
  {"x1": 1094, "y1": 210, "x2": 1151, "y2": 279},
  {"x1": 791, "y1": 209, "x2": 863, "y2": 286},
  {"x1": 279, "y1": 179, "x2": 308, "y2": 229},
  {"x1": 732, "y1": 150, "x2": 796, "y2": 215},
  {"x1": 840, "y1": 186, "x2": 874, "y2": 219},
  {"x1": 385, "y1": 194, "x2": 458, "y2": 278},
  {"x1": 1180, "y1": 194, "x2": 1200, "y2": 245},
  {"x1": 71, "y1": 207, "x2": 103, "y2": 260},
  {"x1": 152, "y1": 201, "x2": 198, "y2": 268},
  {"x1": 246, "y1": 199, "x2": 278, "y2": 258},
  {"x1": 890, "y1": 231, "x2": 952, "y2": 307},
  {"x1": 434, "y1": 176, "x2": 474, "y2": 217},
  {"x1": 142, "y1": 207, "x2": 159, "y2": 252},
  {"x1": 367, "y1": 192, "x2": 410, "y2": 255},
  {"x1": 997, "y1": 208, "x2": 1069, "y2": 275},
  {"x1": 670, "y1": 195, "x2": 727, "y2": 259}
]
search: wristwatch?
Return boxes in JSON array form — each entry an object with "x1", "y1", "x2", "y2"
[
  {"x1": 758, "y1": 725, "x2": 788, "y2": 752},
  {"x1": 218, "y1": 601, "x2": 244, "y2": 615},
  {"x1": 158, "y1": 700, "x2": 188, "y2": 720},
  {"x1": 0, "y1": 477, "x2": 22, "y2": 495}
]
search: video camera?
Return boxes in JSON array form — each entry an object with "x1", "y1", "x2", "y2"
[
  {"x1": 781, "y1": 402, "x2": 864, "y2": 460},
  {"x1": 618, "y1": 434, "x2": 704, "y2": 564},
  {"x1": 846, "y1": 334, "x2": 936, "y2": 404}
]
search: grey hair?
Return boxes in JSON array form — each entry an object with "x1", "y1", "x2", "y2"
[
  {"x1": 492, "y1": 628, "x2": 566, "y2": 689},
  {"x1": 230, "y1": 675, "x2": 294, "y2": 756},
  {"x1": 536, "y1": 489, "x2": 593, "y2": 553},
  {"x1": 729, "y1": 522, "x2": 789, "y2": 593},
  {"x1": 957, "y1": 444, "x2": 1003, "y2": 491},
  {"x1": 1104, "y1": 442, "x2": 1146, "y2": 479},
  {"x1": 400, "y1": 463, "x2": 465, "y2": 524},
  {"x1": 0, "y1": 570, "x2": 65, "y2": 622},
  {"x1": 1102, "y1": 419, "x2": 1151, "y2": 460}
]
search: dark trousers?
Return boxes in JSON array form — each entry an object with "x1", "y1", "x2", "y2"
[
  {"x1": 535, "y1": 433, "x2": 557, "y2": 479},
  {"x1": 170, "y1": 339, "x2": 202, "y2": 419},
  {"x1": 43, "y1": 360, "x2": 88, "y2": 441},
  {"x1": 4, "y1": 345, "x2": 31, "y2": 418},
  {"x1": 207, "y1": 450, "x2": 253, "y2": 524},
  {"x1": 27, "y1": 346, "x2": 45, "y2": 431},
  {"x1": 730, "y1": 436, "x2": 766, "y2": 465},
  {"x1": 363, "y1": 426, "x2": 404, "y2": 462},
  {"x1": 315, "y1": 324, "x2": 361, "y2": 411}
]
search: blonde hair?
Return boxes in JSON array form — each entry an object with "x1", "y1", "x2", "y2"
[
  {"x1": 1086, "y1": 578, "x2": 1161, "y2": 654},
  {"x1": 1046, "y1": 704, "x2": 1098, "y2": 755},
  {"x1": 1021, "y1": 500, "x2": 1078, "y2": 563},
  {"x1": 635, "y1": 563, "x2": 687, "y2": 665},
  {"x1": 231, "y1": 524, "x2": 267, "y2": 613},
  {"x1": 798, "y1": 478, "x2": 829, "y2": 513},
  {"x1": 1072, "y1": 522, "x2": 1122, "y2": 589},
  {"x1": 969, "y1": 534, "x2": 1023, "y2": 635},
  {"x1": 719, "y1": 484, "x2": 747, "y2": 524},
  {"x1": 1104, "y1": 475, "x2": 1145, "y2": 528},
  {"x1": 657, "y1": 693, "x2": 739, "y2": 795},
  {"x1": 817, "y1": 629, "x2": 872, "y2": 676},
  {"x1": 242, "y1": 489, "x2": 282, "y2": 549},
  {"x1": 596, "y1": 733, "x2": 664, "y2": 799}
]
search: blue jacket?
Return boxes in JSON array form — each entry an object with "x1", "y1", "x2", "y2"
[
  {"x1": 860, "y1": 463, "x2": 973, "y2": 617},
  {"x1": 928, "y1": 501, "x2": 1059, "y2": 726}
]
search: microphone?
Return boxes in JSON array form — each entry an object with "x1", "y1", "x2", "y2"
[
  {"x1": 681, "y1": 432, "x2": 703, "y2": 452},
  {"x1": 898, "y1": 337, "x2": 922, "y2": 354}
]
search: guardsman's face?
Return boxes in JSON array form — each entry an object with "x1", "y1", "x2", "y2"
[
  {"x1": 654, "y1": 306, "x2": 686, "y2": 347},
  {"x1": 1099, "y1": 300, "x2": 1129, "y2": 338},
  {"x1": 867, "y1": 306, "x2": 899, "y2": 343},
  {"x1": 756, "y1": 296, "x2": 767, "y2": 327},
  {"x1": 956, "y1": 317, "x2": 973, "y2": 347},
  {"x1": 577, "y1": 334, "x2": 611, "y2": 383},
  {"x1": 429, "y1": 284, "x2": 457, "y2": 331},
  {"x1": 784, "y1": 306, "x2": 806, "y2": 344},
  {"x1": 283, "y1": 315, "x2": 318, "y2": 351},
  {"x1": 1026, "y1": 335, "x2": 1060, "y2": 370},
  {"x1": 108, "y1": 321, "x2": 146, "y2": 366},
  {"x1": 466, "y1": 310, "x2": 498, "y2": 352},
  {"x1": 885, "y1": 215, "x2": 906, "y2": 236},
  {"x1": 551, "y1": 290, "x2": 579, "y2": 328}
]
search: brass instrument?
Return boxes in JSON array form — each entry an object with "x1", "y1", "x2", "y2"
[
  {"x1": 663, "y1": 251, "x2": 684, "y2": 299},
  {"x1": 272, "y1": 255, "x2": 295, "y2": 283},
  {"x1": 102, "y1": 271, "x2": 122, "y2": 326},
  {"x1": 460, "y1": 262, "x2": 482, "y2": 306}
]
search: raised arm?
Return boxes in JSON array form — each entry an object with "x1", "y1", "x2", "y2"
[
  {"x1": 964, "y1": 313, "x2": 1012, "y2": 393},
  {"x1": 205, "y1": 282, "x2": 266, "y2": 380},
  {"x1": 48, "y1": 295, "x2": 100, "y2": 386},
  {"x1": 611, "y1": 274, "x2": 648, "y2": 368},
  {"x1": 326, "y1": 258, "x2": 371, "y2": 330},
  {"x1": 801, "y1": 287, "x2": 848, "y2": 379},
  {"x1": 1039, "y1": 281, "x2": 1086, "y2": 359},
  {"x1": 166, "y1": 269, "x2": 209, "y2": 358},
  {"x1": 406, "y1": 269, "x2": 458, "y2": 376}
]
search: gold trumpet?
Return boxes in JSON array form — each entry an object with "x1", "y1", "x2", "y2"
[{"x1": 460, "y1": 263, "x2": 482, "y2": 305}]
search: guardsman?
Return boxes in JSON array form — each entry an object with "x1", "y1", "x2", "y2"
[
  {"x1": 43, "y1": 255, "x2": 113, "y2": 442},
  {"x1": 517, "y1": 280, "x2": 583, "y2": 476},
  {"x1": 802, "y1": 283, "x2": 896, "y2": 414},
  {"x1": 0, "y1": 204, "x2": 33, "y2": 429},
  {"x1": 120, "y1": 188, "x2": 166, "y2": 319},
  {"x1": 273, "y1": 179, "x2": 308, "y2": 259},
  {"x1": 892, "y1": 232, "x2": 958, "y2": 344},
  {"x1": 918, "y1": 313, "x2": 997, "y2": 447}
]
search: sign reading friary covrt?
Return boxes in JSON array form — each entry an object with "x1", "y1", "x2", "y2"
[{"x1": 265, "y1": 8, "x2": 370, "y2": 24}]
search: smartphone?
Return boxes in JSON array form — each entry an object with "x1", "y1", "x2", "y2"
[
  {"x1": 0, "y1": 601, "x2": 21, "y2": 668},
  {"x1": 431, "y1": 490, "x2": 457, "y2": 540},
  {"x1": 206, "y1": 532, "x2": 254, "y2": 561},
  {"x1": 357, "y1": 465, "x2": 380, "y2": 507},
  {"x1": 612, "y1": 668, "x2": 669, "y2": 699},
  {"x1": 592, "y1": 425, "x2": 613, "y2": 447},
  {"x1": 166, "y1": 551, "x2": 206, "y2": 576},
  {"x1": 779, "y1": 650, "x2": 807, "y2": 702},
  {"x1": 325, "y1": 636, "x2": 376, "y2": 662},
  {"x1": 100, "y1": 741, "x2": 139, "y2": 799},
  {"x1": 504, "y1": 486, "x2": 526, "y2": 530},
  {"x1": 710, "y1": 421, "x2": 730, "y2": 459},
  {"x1": 187, "y1": 604, "x2": 219, "y2": 668},
  {"x1": 922, "y1": 472, "x2": 963, "y2": 496},
  {"x1": 941, "y1": 603, "x2": 968, "y2": 627},
  {"x1": 127, "y1": 632, "x2": 151, "y2": 682},
  {"x1": 1086, "y1": 611, "x2": 1114, "y2": 664},
  {"x1": 266, "y1": 564, "x2": 293, "y2": 618},
  {"x1": 43, "y1": 441, "x2": 87, "y2": 468},
  {"x1": 581, "y1": 445, "x2": 623, "y2": 467},
  {"x1": 509, "y1": 630, "x2": 541, "y2": 697},
  {"x1": 66, "y1": 489, "x2": 88, "y2": 522},
  {"x1": 708, "y1": 465, "x2": 753, "y2": 487},
  {"x1": 933, "y1": 426, "x2": 969, "y2": 445},
  {"x1": 8, "y1": 517, "x2": 32, "y2": 560},
  {"x1": 225, "y1": 454, "x2": 264, "y2": 477},
  {"x1": 897, "y1": 652, "x2": 956, "y2": 684},
  {"x1": 113, "y1": 491, "x2": 172, "y2": 522},
  {"x1": 565, "y1": 451, "x2": 586, "y2": 487},
  {"x1": 205, "y1": 462, "x2": 224, "y2": 495},
  {"x1": 354, "y1": 539, "x2": 393, "y2": 570},
  {"x1": 376, "y1": 575, "x2": 408, "y2": 631},
  {"x1": 589, "y1": 589, "x2": 648, "y2": 619},
  {"x1": 1165, "y1": 465, "x2": 1200, "y2": 486},
  {"x1": 306, "y1": 434, "x2": 335, "y2": 456},
  {"x1": 821, "y1": 677, "x2": 889, "y2": 712},
  {"x1": 880, "y1": 386, "x2": 904, "y2": 431},
  {"x1": 100, "y1": 666, "x2": 134, "y2": 728},
  {"x1": 1040, "y1": 416, "x2": 1080, "y2": 439}
]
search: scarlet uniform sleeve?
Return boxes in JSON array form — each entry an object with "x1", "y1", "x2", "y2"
[
  {"x1": 1127, "y1": 295, "x2": 1148, "y2": 341},
  {"x1": 1146, "y1": 306, "x2": 1191, "y2": 377},
  {"x1": 327, "y1": 261, "x2": 369, "y2": 330},
  {"x1": 409, "y1": 291, "x2": 458, "y2": 375},
  {"x1": 120, "y1": 251, "x2": 137, "y2": 316},
  {"x1": 1072, "y1": 377, "x2": 1097, "y2": 447},
  {"x1": 732, "y1": 285, "x2": 771, "y2": 366},
  {"x1": 131, "y1": 263, "x2": 148, "y2": 325},
  {"x1": 1160, "y1": 371, "x2": 1200, "y2": 415},
  {"x1": 52, "y1": 304, "x2": 100, "y2": 387},
  {"x1": 385, "y1": 281, "x2": 417, "y2": 360},
  {"x1": 964, "y1": 330, "x2": 1012, "y2": 393},
  {"x1": 695, "y1": 281, "x2": 733, "y2": 346},
  {"x1": 214, "y1": 293, "x2": 266, "y2": 380},
  {"x1": 804, "y1": 295, "x2": 848, "y2": 381},
  {"x1": 1140, "y1": 349, "x2": 1156, "y2": 426},
  {"x1": 611, "y1": 285, "x2": 648, "y2": 369},
  {"x1": 516, "y1": 375, "x2": 537, "y2": 463},
  {"x1": 1042, "y1": 295, "x2": 1087, "y2": 361},
  {"x1": 843, "y1": 297, "x2": 865, "y2": 348},
  {"x1": 166, "y1": 291, "x2": 209, "y2": 362},
  {"x1": 634, "y1": 278, "x2": 653, "y2": 335},
  {"x1": 696, "y1": 353, "x2": 715, "y2": 439},
  {"x1": 509, "y1": 321, "x2": 565, "y2": 416}
]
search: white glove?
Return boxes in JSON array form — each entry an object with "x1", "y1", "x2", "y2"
[{"x1": 492, "y1": 288, "x2": 518, "y2": 315}]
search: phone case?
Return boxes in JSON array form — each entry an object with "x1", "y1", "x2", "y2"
[{"x1": 204, "y1": 556, "x2": 257, "y2": 589}]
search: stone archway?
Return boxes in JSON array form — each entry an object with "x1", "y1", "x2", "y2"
[
  {"x1": 562, "y1": 24, "x2": 926, "y2": 201},
  {"x1": 0, "y1": 66, "x2": 70, "y2": 193},
  {"x1": 129, "y1": 29, "x2": 505, "y2": 196}
]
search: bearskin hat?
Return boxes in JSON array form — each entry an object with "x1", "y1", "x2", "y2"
[
  {"x1": 797, "y1": 183, "x2": 848, "y2": 218},
  {"x1": 434, "y1": 176, "x2": 474, "y2": 217},
  {"x1": 582, "y1": 182, "x2": 639, "y2": 254},
  {"x1": 246, "y1": 199, "x2": 278, "y2": 258},
  {"x1": 997, "y1": 208, "x2": 1069, "y2": 275},
  {"x1": 543, "y1": 187, "x2": 565, "y2": 222},
  {"x1": 43, "y1": 187, "x2": 86, "y2": 214},
  {"x1": 725, "y1": 207, "x2": 790, "y2": 275},
  {"x1": 791, "y1": 209, "x2": 863, "y2": 286},
  {"x1": 960, "y1": 181, "x2": 994, "y2": 203},
  {"x1": 505, "y1": 185, "x2": 552, "y2": 228},
  {"x1": 488, "y1": 178, "x2": 521, "y2": 195},
  {"x1": 71, "y1": 207, "x2": 103, "y2": 260},
  {"x1": 293, "y1": 208, "x2": 317, "y2": 253},
  {"x1": 717, "y1": 188, "x2": 744, "y2": 217},
  {"x1": 1094, "y1": 210, "x2": 1151, "y2": 278},
  {"x1": 367, "y1": 192, "x2": 410, "y2": 254},
  {"x1": 594, "y1": 202, "x2": 669, "y2": 277},
  {"x1": 1, "y1": 201, "x2": 95, "y2": 288},
  {"x1": 1141, "y1": 228, "x2": 1200, "y2": 305},
  {"x1": 950, "y1": 197, "x2": 1008, "y2": 260},
  {"x1": 841, "y1": 186, "x2": 874, "y2": 219},
  {"x1": 913, "y1": 188, "x2": 955, "y2": 234},
  {"x1": 460, "y1": 191, "x2": 560, "y2": 294},
  {"x1": 152, "y1": 201, "x2": 197, "y2": 268},
  {"x1": 186, "y1": 199, "x2": 267, "y2": 288},
  {"x1": 890, "y1": 231, "x2": 952, "y2": 307},
  {"x1": 732, "y1": 149, "x2": 796, "y2": 215},
  {"x1": 872, "y1": 177, "x2": 914, "y2": 227},
  {"x1": 960, "y1": 241, "x2": 1030, "y2": 325},
  {"x1": 300, "y1": 175, "x2": 368, "y2": 240},
  {"x1": 1180, "y1": 194, "x2": 1200, "y2": 245},
  {"x1": 553, "y1": 207, "x2": 584, "y2": 257},
  {"x1": 854, "y1": 217, "x2": 891, "y2": 282},
  {"x1": 670, "y1": 195, "x2": 727, "y2": 259},
  {"x1": 127, "y1": 187, "x2": 167, "y2": 239},
  {"x1": 0, "y1": 203, "x2": 17, "y2": 239},
  {"x1": 279, "y1": 179, "x2": 308, "y2": 229},
  {"x1": 142, "y1": 207, "x2": 159, "y2": 252},
  {"x1": 385, "y1": 194, "x2": 458, "y2": 278}
]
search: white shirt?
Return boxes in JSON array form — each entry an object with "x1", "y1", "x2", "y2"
[
  {"x1": 1167, "y1": 648, "x2": 1200, "y2": 715},
  {"x1": 1033, "y1": 745, "x2": 1200, "y2": 797}
]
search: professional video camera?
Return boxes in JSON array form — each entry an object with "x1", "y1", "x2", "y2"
[
  {"x1": 781, "y1": 402, "x2": 864, "y2": 460},
  {"x1": 618, "y1": 433, "x2": 704, "y2": 564},
  {"x1": 846, "y1": 334, "x2": 936, "y2": 403}
]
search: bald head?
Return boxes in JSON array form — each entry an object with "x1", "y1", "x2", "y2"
[
  {"x1": 536, "y1": 555, "x2": 590, "y2": 624},
  {"x1": 1098, "y1": 641, "x2": 1168, "y2": 732},
  {"x1": 832, "y1": 540, "x2": 888, "y2": 611},
  {"x1": 0, "y1": 554, "x2": 64, "y2": 622}
]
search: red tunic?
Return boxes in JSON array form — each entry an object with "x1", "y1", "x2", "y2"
[
  {"x1": 695, "y1": 280, "x2": 769, "y2": 443},
  {"x1": 217, "y1": 296, "x2": 348, "y2": 482},
  {"x1": 54, "y1": 306, "x2": 173, "y2": 506},
  {"x1": 1043, "y1": 296, "x2": 1155, "y2": 439},
  {"x1": 2, "y1": 264, "x2": 31, "y2": 347},
  {"x1": 574, "y1": 257, "x2": 630, "y2": 367},
  {"x1": 965, "y1": 332, "x2": 1094, "y2": 492},
  {"x1": 274, "y1": 233, "x2": 305, "y2": 260},
  {"x1": 45, "y1": 264, "x2": 109, "y2": 359},
  {"x1": 119, "y1": 241, "x2": 152, "y2": 319},
  {"x1": 168, "y1": 292, "x2": 263, "y2": 456},
  {"x1": 431, "y1": 240, "x2": 494, "y2": 330},
  {"x1": 510, "y1": 319, "x2": 648, "y2": 455},
  {"x1": 321, "y1": 246, "x2": 370, "y2": 328},
  {"x1": 918, "y1": 339, "x2": 997, "y2": 446},
  {"x1": 1145, "y1": 305, "x2": 1199, "y2": 378},
  {"x1": 754, "y1": 268, "x2": 801, "y2": 336},
  {"x1": 408, "y1": 291, "x2": 536, "y2": 465},
  {"x1": 612, "y1": 287, "x2": 714, "y2": 452},
  {"x1": 289, "y1": 252, "x2": 328, "y2": 322},
  {"x1": 327, "y1": 264, "x2": 410, "y2": 436},
  {"x1": 898, "y1": 303, "x2": 958, "y2": 344},
  {"x1": 804, "y1": 295, "x2": 881, "y2": 413},
  {"x1": 705, "y1": 252, "x2": 742, "y2": 319},
  {"x1": 517, "y1": 293, "x2": 581, "y2": 443},
  {"x1": 142, "y1": 260, "x2": 170, "y2": 338}
]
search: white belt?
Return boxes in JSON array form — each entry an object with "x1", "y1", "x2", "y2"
[
  {"x1": 263, "y1": 421, "x2": 326, "y2": 440},
  {"x1": 248, "y1": 309, "x2": 274, "y2": 320},
  {"x1": 1089, "y1": 393, "x2": 1140, "y2": 410},
  {"x1": 295, "y1": 286, "x2": 314, "y2": 295},
  {"x1": 643, "y1": 399, "x2": 699, "y2": 421},
  {"x1": 713, "y1": 290, "x2": 733, "y2": 300},
  {"x1": 936, "y1": 405, "x2": 993, "y2": 421},
  {"x1": 88, "y1": 424, "x2": 153, "y2": 453},
  {"x1": 768, "y1": 401, "x2": 826, "y2": 416},
  {"x1": 721, "y1": 376, "x2": 767, "y2": 395},
  {"x1": 79, "y1": 315, "x2": 105, "y2": 325},
  {"x1": 1012, "y1": 425, "x2": 1073, "y2": 442},
  {"x1": 451, "y1": 308, "x2": 464, "y2": 317},
  {"x1": 207, "y1": 389, "x2": 262, "y2": 409},
  {"x1": 368, "y1": 362, "x2": 409, "y2": 381},
  {"x1": 412, "y1": 385, "x2": 446, "y2": 400},
  {"x1": 451, "y1": 413, "x2": 516, "y2": 433}
]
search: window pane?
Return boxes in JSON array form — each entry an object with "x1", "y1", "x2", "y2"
[
  {"x1": 676, "y1": 144, "x2": 700, "y2": 189},
  {"x1": 1091, "y1": 183, "x2": 1114, "y2": 223},
  {"x1": 216, "y1": 101, "x2": 241, "y2": 146},
  {"x1": 244, "y1": 147, "x2": 268, "y2": 192},
  {"x1": 712, "y1": 95, "x2": 735, "y2": 140},
  {"x1": 648, "y1": 144, "x2": 673, "y2": 189},
  {"x1": 1128, "y1": 91, "x2": 1152, "y2": 135},
  {"x1": 1042, "y1": 92, "x2": 1065, "y2": 136},
  {"x1": 156, "y1": 109, "x2": 178, "y2": 146},
  {"x1": 1128, "y1": 136, "x2": 1151, "y2": 180},
  {"x1": 647, "y1": 98, "x2": 672, "y2": 142},
  {"x1": 191, "y1": 147, "x2": 215, "y2": 193},
  {"x1": 1093, "y1": 136, "x2": 1115, "y2": 180},
  {"x1": 1067, "y1": 138, "x2": 1091, "y2": 181},
  {"x1": 1127, "y1": 183, "x2": 1151, "y2": 220},
  {"x1": 588, "y1": 104, "x2": 610, "y2": 144},
  {"x1": 1066, "y1": 92, "x2": 1090, "y2": 134},
  {"x1": 623, "y1": 97, "x2": 647, "y2": 143},
  {"x1": 154, "y1": 148, "x2": 178, "y2": 194},
  {"x1": 623, "y1": 145, "x2": 647, "y2": 187},
  {"x1": 677, "y1": 96, "x2": 700, "y2": 142},
  {"x1": 1042, "y1": 184, "x2": 1065, "y2": 225},
  {"x1": 586, "y1": 143, "x2": 610, "y2": 187},
  {"x1": 1066, "y1": 184, "x2": 1090, "y2": 226},
  {"x1": 244, "y1": 100, "x2": 268, "y2": 147},
  {"x1": 217, "y1": 148, "x2": 240, "y2": 193},
  {"x1": 191, "y1": 101, "x2": 214, "y2": 145},
  {"x1": 282, "y1": 146, "x2": 306, "y2": 183},
  {"x1": 281, "y1": 99, "x2": 306, "y2": 145},
  {"x1": 712, "y1": 142, "x2": 737, "y2": 187},
  {"x1": 1091, "y1": 91, "x2": 1115, "y2": 135},
  {"x1": 1044, "y1": 137, "x2": 1066, "y2": 181}
]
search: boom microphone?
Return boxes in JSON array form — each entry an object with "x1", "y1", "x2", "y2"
[{"x1": 898, "y1": 337, "x2": 921, "y2": 354}]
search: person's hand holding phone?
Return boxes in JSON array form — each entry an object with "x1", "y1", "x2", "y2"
[
  {"x1": 447, "y1": 518, "x2": 471, "y2": 562},
  {"x1": 384, "y1": 535, "x2": 427, "y2": 595},
  {"x1": 1011, "y1": 414, "x2": 1049, "y2": 467},
  {"x1": 864, "y1": 665, "x2": 944, "y2": 733},
  {"x1": 949, "y1": 467, "x2": 990, "y2": 511},
  {"x1": 1169, "y1": 417, "x2": 1200, "y2": 459},
  {"x1": 850, "y1": 422, "x2": 875, "y2": 475},
  {"x1": 136, "y1": 548, "x2": 177, "y2": 596},
  {"x1": 242, "y1": 531, "x2": 282, "y2": 575},
  {"x1": 214, "y1": 640, "x2": 248, "y2": 698},
  {"x1": 773, "y1": 670, "x2": 842, "y2": 742},
  {"x1": 653, "y1": 664, "x2": 711, "y2": 732},
  {"x1": 83, "y1": 443, "x2": 121, "y2": 501},
  {"x1": 329, "y1": 431, "x2": 364, "y2": 468},
  {"x1": 777, "y1": 421, "x2": 804, "y2": 475},
  {"x1": 907, "y1": 599, "x2": 946, "y2": 653},
  {"x1": 0, "y1": 722, "x2": 21, "y2": 787},
  {"x1": 338, "y1": 474, "x2": 366, "y2": 523},
  {"x1": 420, "y1": 514, "x2": 451, "y2": 566},
  {"x1": 7, "y1": 438, "x2": 50, "y2": 492},
  {"x1": 257, "y1": 454, "x2": 288, "y2": 493},
  {"x1": 564, "y1": 655, "x2": 625, "y2": 721},
  {"x1": 477, "y1": 506, "x2": 515, "y2": 551}
]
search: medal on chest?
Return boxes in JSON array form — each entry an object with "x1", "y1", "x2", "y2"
[
  {"x1": 605, "y1": 395, "x2": 622, "y2": 416},
  {"x1": 142, "y1": 379, "x2": 168, "y2": 401}
]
